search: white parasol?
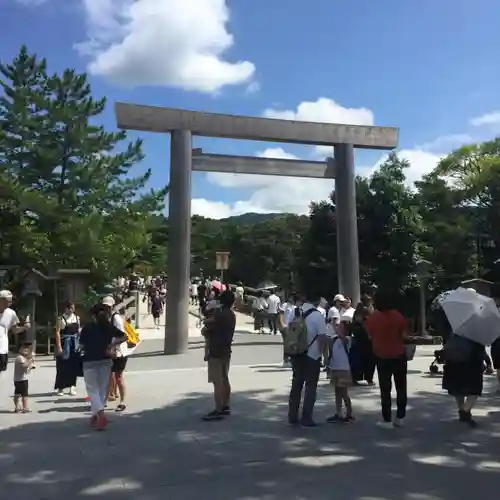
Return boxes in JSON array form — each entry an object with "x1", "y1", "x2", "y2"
[{"x1": 440, "y1": 287, "x2": 500, "y2": 345}]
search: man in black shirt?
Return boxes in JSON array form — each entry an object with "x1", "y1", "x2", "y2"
[{"x1": 202, "y1": 290, "x2": 236, "y2": 421}]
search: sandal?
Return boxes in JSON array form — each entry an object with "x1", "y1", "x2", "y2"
[{"x1": 115, "y1": 403, "x2": 127, "y2": 412}]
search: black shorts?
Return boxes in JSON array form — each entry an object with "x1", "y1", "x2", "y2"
[
  {"x1": 112, "y1": 357, "x2": 128, "y2": 374},
  {"x1": 14, "y1": 380, "x2": 28, "y2": 397},
  {"x1": 0, "y1": 354, "x2": 8, "y2": 372}
]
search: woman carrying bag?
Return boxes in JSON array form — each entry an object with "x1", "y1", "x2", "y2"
[{"x1": 365, "y1": 290, "x2": 414, "y2": 429}]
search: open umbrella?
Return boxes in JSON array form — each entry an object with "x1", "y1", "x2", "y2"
[
  {"x1": 256, "y1": 280, "x2": 277, "y2": 291},
  {"x1": 440, "y1": 287, "x2": 500, "y2": 345},
  {"x1": 211, "y1": 280, "x2": 226, "y2": 292}
]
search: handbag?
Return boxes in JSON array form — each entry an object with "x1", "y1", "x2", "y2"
[{"x1": 404, "y1": 344, "x2": 416, "y2": 361}]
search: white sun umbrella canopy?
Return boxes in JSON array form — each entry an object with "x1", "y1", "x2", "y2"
[{"x1": 440, "y1": 287, "x2": 500, "y2": 345}]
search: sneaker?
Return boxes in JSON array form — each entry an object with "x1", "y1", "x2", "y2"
[
  {"x1": 393, "y1": 418, "x2": 404, "y2": 428},
  {"x1": 94, "y1": 412, "x2": 108, "y2": 430},
  {"x1": 326, "y1": 414, "x2": 343, "y2": 424},
  {"x1": 376, "y1": 421, "x2": 393, "y2": 429},
  {"x1": 202, "y1": 410, "x2": 224, "y2": 421},
  {"x1": 69, "y1": 387, "x2": 77, "y2": 396},
  {"x1": 56, "y1": 391, "x2": 64, "y2": 397},
  {"x1": 342, "y1": 415, "x2": 355, "y2": 424},
  {"x1": 220, "y1": 406, "x2": 231, "y2": 416}
]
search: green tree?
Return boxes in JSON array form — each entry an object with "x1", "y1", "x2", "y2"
[
  {"x1": 0, "y1": 46, "x2": 166, "y2": 284},
  {"x1": 355, "y1": 153, "x2": 420, "y2": 295},
  {"x1": 297, "y1": 201, "x2": 337, "y2": 299},
  {"x1": 415, "y1": 175, "x2": 475, "y2": 289},
  {"x1": 433, "y1": 138, "x2": 500, "y2": 280}
]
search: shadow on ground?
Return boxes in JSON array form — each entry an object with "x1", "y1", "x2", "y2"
[{"x1": 1, "y1": 375, "x2": 500, "y2": 500}]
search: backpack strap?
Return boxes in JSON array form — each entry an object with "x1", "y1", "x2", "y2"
[{"x1": 302, "y1": 308, "x2": 320, "y2": 351}]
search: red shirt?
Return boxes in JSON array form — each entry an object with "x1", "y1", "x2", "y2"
[{"x1": 365, "y1": 310, "x2": 407, "y2": 359}]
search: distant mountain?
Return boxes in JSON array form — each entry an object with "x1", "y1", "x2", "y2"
[{"x1": 223, "y1": 212, "x2": 294, "y2": 225}]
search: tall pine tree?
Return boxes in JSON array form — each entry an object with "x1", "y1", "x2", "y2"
[{"x1": 0, "y1": 46, "x2": 167, "y2": 280}]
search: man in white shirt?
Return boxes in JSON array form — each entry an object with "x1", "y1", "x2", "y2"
[
  {"x1": 190, "y1": 282, "x2": 198, "y2": 305},
  {"x1": 0, "y1": 290, "x2": 30, "y2": 376},
  {"x1": 288, "y1": 293, "x2": 329, "y2": 427},
  {"x1": 266, "y1": 291, "x2": 281, "y2": 335}
]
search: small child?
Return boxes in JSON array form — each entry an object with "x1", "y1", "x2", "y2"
[
  {"x1": 326, "y1": 331, "x2": 354, "y2": 423},
  {"x1": 14, "y1": 343, "x2": 35, "y2": 413}
]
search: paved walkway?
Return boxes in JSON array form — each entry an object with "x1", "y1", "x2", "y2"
[
  {"x1": 1, "y1": 339, "x2": 500, "y2": 499},
  {"x1": 137, "y1": 304, "x2": 255, "y2": 341}
]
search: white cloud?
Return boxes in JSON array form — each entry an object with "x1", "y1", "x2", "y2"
[
  {"x1": 264, "y1": 97, "x2": 374, "y2": 159},
  {"x1": 245, "y1": 81, "x2": 261, "y2": 95},
  {"x1": 205, "y1": 147, "x2": 298, "y2": 188},
  {"x1": 76, "y1": 0, "x2": 255, "y2": 93},
  {"x1": 263, "y1": 98, "x2": 374, "y2": 125},
  {"x1": 196, "y1": 147, "x2": 333, "y2": 218},
  {"x1": 418, "y1": 134, "x2": 473, "y2": 153},
  {"x1": 470, "y1": 111, "x2": 500, "y2": 127}
]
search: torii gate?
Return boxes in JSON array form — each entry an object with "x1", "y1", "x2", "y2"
[{"x1": 115, "y1": 103, "x2": 398, "y2": 354}]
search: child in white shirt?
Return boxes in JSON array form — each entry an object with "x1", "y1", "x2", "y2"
[
  {"x1": 14, "y1": 343, "x2": 35, "y2": 413},
  {"x1": 326, "y1": 331, "x2": 354, "y2": 423}
]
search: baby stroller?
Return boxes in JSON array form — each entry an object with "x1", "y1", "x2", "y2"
[
  {"x1": 429, "y1": 346, "x2": 445, "y2": 375},
  {"x1": 427, "y1": 293, "x2": 452, "y2": 375}
]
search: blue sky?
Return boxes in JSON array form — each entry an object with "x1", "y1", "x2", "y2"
[{"x1": 3, "y1": 0, "x2": 500, "y2": 218}]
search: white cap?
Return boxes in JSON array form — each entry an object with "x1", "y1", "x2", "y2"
[
  {"x1": 334, "y1": 294, "x2": 346, "y2": 302},
  {"x1": 0, "y1": 290, "x2": 13, "y2": 301},
  {"x1": 101, "y1": 296, "x2": 115, "y2": 307}
]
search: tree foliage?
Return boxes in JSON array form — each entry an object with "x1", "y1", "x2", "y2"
[{"x1": 0, "y1": 46, "x2": 166, "y2": 288}]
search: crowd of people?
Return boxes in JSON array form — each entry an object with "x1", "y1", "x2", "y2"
[
  {"x1": 2, "y1": 278, "x2": 500, "y2": 431},
  {"x1": 0, "y1": 290, "x2": 137, "y2": 429},
  {"x1": 198, "y1": 283, "x2": 500, "y2": 428}
]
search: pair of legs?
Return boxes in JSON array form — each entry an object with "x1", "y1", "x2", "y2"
[
  {"x1": 108, "y1": 358, "x2": 127, "y2": 411},
  {"x1": 455, "y1": 395, "x2": 478, "y2": 426},
  {"x1": 376, "y1": 356, "x2": 408, "y2": 423},
  {"x1": 254, "y1": 311, "x2": 265, "y2": 333},
  {"x1": 14, "y1": 381, "x2": 29, "y2": 413},
  {"x1": 152, "y1": 312, "x2": 161, "y2": 328},
  {"x1": 268, "y1": 313, "x2": 278, "y2": 334},
  {"x1": 288, "y1": 355, "x2": 321, "y2": 425},
  {"x1": 83, "y1": 359, "x2": 112, "y2": 428},
  {"x1": 204, "y1": 357, "x2": 231, "y2": 420},
  {"x1": 54, "y1": 356, "x2": 77, "y2": 395},
  {"x1": 327, "y1": 371, "x2": 353, "y2": 422},
  {"x1": 455, "y1": 395, "x2": 477, "y2": 412}
]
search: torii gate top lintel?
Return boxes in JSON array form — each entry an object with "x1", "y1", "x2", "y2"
[{"x1": 115, "y1": 102, "x2": 398, "y2": 150}]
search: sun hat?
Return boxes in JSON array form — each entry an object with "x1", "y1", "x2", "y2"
[
  {"x1": 0, "y1": 290, "x2": 13, "y2": 301},
  {"x1": 101, "y1": 296, "x2": 115, "y2": 307}
]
